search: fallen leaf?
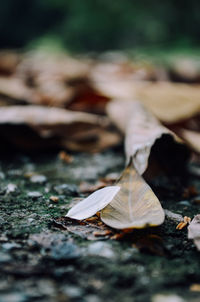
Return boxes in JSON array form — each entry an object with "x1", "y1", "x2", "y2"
[
  {"x1": 190, "y1": 284, "x2": 200, "y2": 292},
  {"x1": 169, "y1": 57, "x2": 200, "y2": 83},
  {"x1": 188, "y1": 214, "x2": 200, "y2": 251},
  {"x1": 176, "y1": 216, "x2": 191, "y2": 230},
  {"x1": 0, "y1": 105, "x2": 120, "y2": 152},
  {"x1": 58, "y1": 151, "x2": 74, "y2": 163},
  {"x1": 79, "y1": 181, "x2": 108, "y2": 194},
  {"x1": 91, "y1": 60, "x2": 167, "y2": 100},
  {"x1": 93, "y1": 66, "x2": 200, "y2": 123},
  {"x1": 53, "y1": 217, "x2": 113, "y2": 241},
  {"x1": 16, "y1": 51, "x2": 92, "y2": 107},
  {"x1": 106, "y1": 100, "x2": 189, "y2": 175},
  {"x1": 101, "y1": 164, "x2": 165, "y2": 229},
  {"x1": 136, "y1": 82, "x2": 200, "y2": 124},
  {"x1": 0, "y1": 105, "x2": 107, "y2": 128},
  {"x1": 0, "y1": 77, "x2": 38, "y2": 104},
  {"x1": 93, "y1": 230, "x2": 112, "y2": 237}
]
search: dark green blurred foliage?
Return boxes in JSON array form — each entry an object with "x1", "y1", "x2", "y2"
[{"x1": 0, "y1": 0, "x2": 200, "y2": 52}]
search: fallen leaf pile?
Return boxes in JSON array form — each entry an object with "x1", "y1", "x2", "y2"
[
  {"x1": 1, "y1": 49, "x2": 200, "y2": 251},
  {"x1": 67, "y1": 101, "x2": 187, "y2": 230}
]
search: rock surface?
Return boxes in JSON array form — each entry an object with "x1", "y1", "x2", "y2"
[{"x1": 0, "y1": 150, "x2": 200, "y2": 302}]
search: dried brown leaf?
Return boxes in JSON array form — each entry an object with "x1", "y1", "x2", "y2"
[
  {"x1": 95, "y1": 79, "x2": 200, "y2": 124},
  {"x1": 53, "y1": 217, "x2": 114, "y2": 241},
  {"x1": 15, "y1": 52, "x2": 92, "y2": 107},
  {"x1": 0, "y1": 77, "x2": 38, "y2": 104},
  {"x1": 136, "y1": 82, "x2": 200, "y2": 123},
  {"x1": 0, "y1": 105, "x2": 119, "y2": 152},
  {"x1": 106, "y1": 100, "x2": 188, "y2": 175},
  {"x1": 101, "y1": 164, "x2": 165, "y2": 229}
]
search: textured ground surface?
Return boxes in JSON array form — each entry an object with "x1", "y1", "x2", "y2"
[{"x1": 0, "y1": 149, "x2": 200, "y2": 302}]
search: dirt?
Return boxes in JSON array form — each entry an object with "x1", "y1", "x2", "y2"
[{"x1": 0, "y1": 149, "x2": 200, "y2": 302}]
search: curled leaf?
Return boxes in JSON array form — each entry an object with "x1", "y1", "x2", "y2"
[
  {"x1": 107, "y1": 100, "x2": 188, "y2": 175},
  {"x1": 101, "y1": 164, "x2": 165, "y2": 229},
  {"x1": 66, "y1": 186, "x2": 120, "y2": 220}
]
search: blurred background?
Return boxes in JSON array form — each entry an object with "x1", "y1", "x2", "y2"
[
  {"x1": 1, "y1": 0, "x2": 200, "y2": 54},
  {"x1": 0, "y1": 0, "x2": 200, "y2": 154}
]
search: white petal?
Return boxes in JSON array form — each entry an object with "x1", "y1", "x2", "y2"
[{"x1": 66, "y1": 186, "x2": 120, "y2": 220}]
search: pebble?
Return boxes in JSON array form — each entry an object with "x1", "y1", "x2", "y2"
[
  {"x1": 36, "y1": 280, "x2": 56, "y2": 296},
  {"x1": 62, "y1": 286, "x2": 83, "y2": 298},
  {"x1": 120, "y1": 248, "x2": 138, "y2": 261},
  {"x1": 50, "y1": 196, "x2": 59, "y2": 202},
  {"x1": 27, "y1": 191, "x2": 42, "y2": 199},
  {"x1": 152, "y1": 294, "x2": 185, "y2": 302},
  {"x1": 30, "y1": 174, "x2": 47, "y2": 184},
  {"x1": 27, "y1": 218, "x2": 35, "y2": 223},
  {"x1": 7, "y1": 169, "x2": 22, "y2": 176},
  {"x1": 0, "y1": 217, "x2": 5, "y2": 225},
  {"x1": 0, "y1": 293, "x2": 27, "y2": 302},
  {"x1": 85, "y1": 295, "x2": 101, "y2": 302},
  {"x1": 53, "y1": 184, "x2": 78, "y2": 196},
  {"x1": 0, "y1": 172, "x2": 5, "y2": 179},
  {"x1": 0, "y1": 251, "x2": 12, "y2": 263},
  {"x1": 44, "y1": 187, "x2": 50, "y2": 193},
  {"x1": 164, "y1": 209, "x2": 183, "y2": 223},
  {"x1": 178, "y1": 200, "x2": 191, "y2": 206},
  {"x1": 50, "y1": 241, "x2": 80, "y2": 260},
  {"x1": 6, "y1": 183, "x2": 18, "y2": 195},
  {"x1": 87, "y1": 242, "x2": 115, "y2": 259},
  {"x1": 2, "y1": 242, "x2": 21, "y2": 250}
]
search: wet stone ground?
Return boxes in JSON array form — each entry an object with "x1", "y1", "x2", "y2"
[{"x1": 0, "y1": 149, "x2": 200, "y2": 302}]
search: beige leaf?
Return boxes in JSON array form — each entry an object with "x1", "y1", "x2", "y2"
[
  {"x1": 94, "y1": 78, "x2": 200, "y2": 123},
  {"x1": 0, "y1": 77, "x2": 36, "y2": 104},
  {"x1": 0, "y1": 105, "x2": 108, "y2": 127},
  {"x1": 0, "y1": 105, "x2": 121, "y2": 152},
  {"x1": 101, "y1": 164, "x2": 165, "y2": 229},
  {"x1": 136, "y1": 82, "x2": 200, "y2": 123}
]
